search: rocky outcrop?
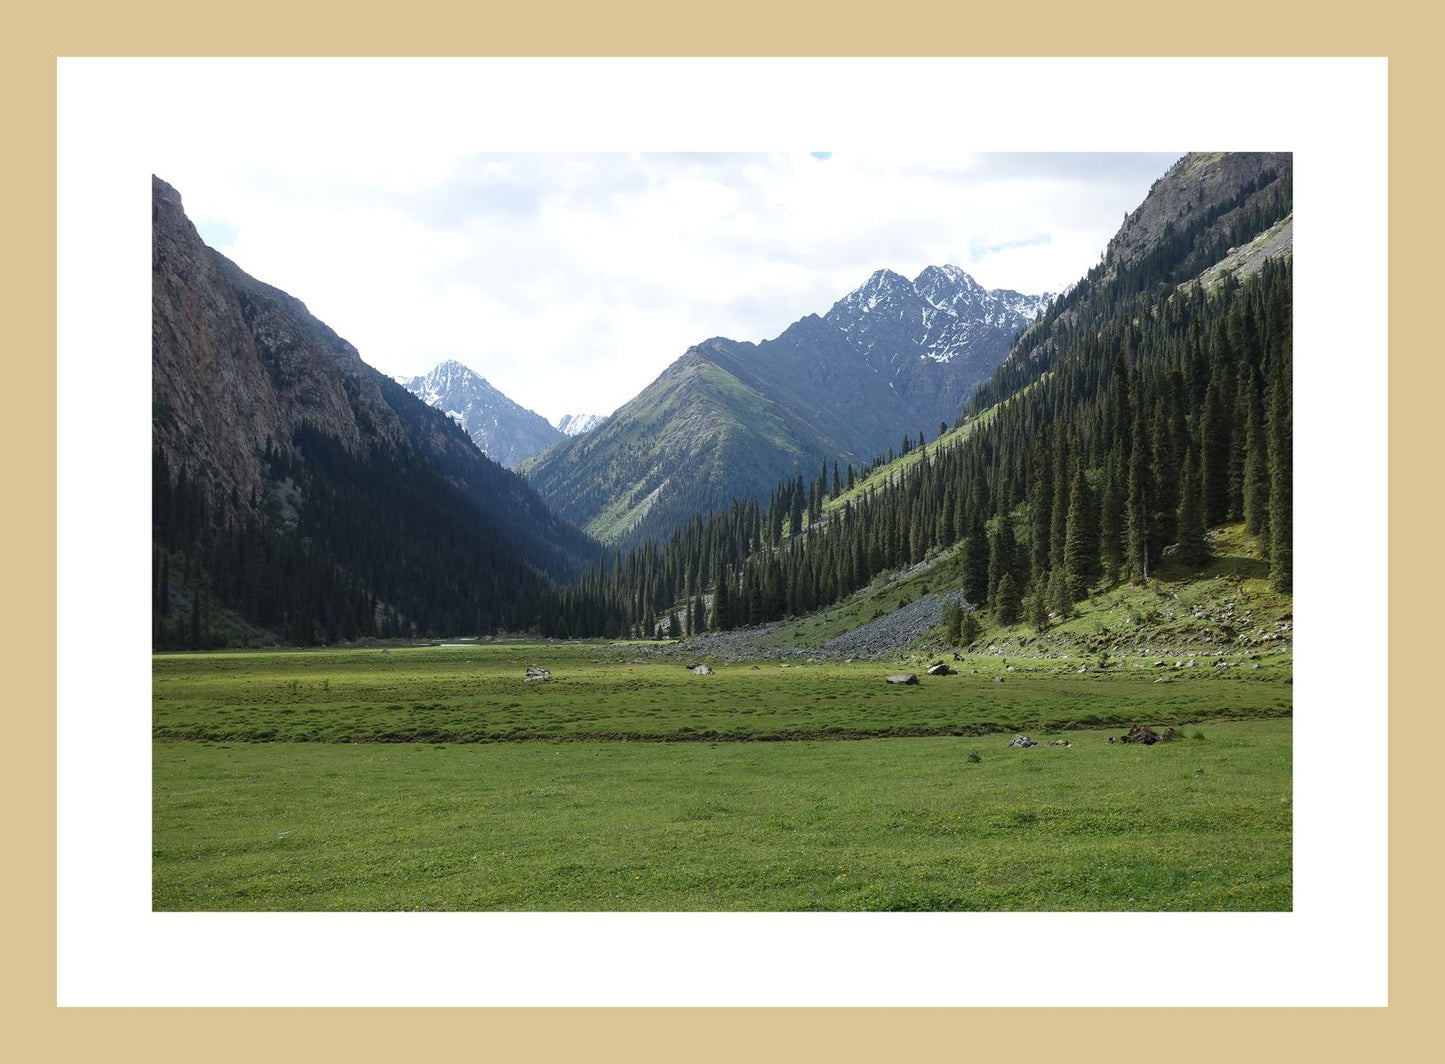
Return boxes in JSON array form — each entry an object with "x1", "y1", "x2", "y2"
[
  {"x1": 1104, "y1": 152, "x2": 1292, "y2": 274},
  {"x1": 154, "y1": 175, "x2": 436, "y2": 517}
]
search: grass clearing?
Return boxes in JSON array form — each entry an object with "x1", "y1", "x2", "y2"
[
  {"x1": 154, "y1": 630, "x2": 1291, "y2": 910},
  {"x1": 153, "y1": 642, "x2": 1290, "y2": 743},
  {"x1": 154, "y1": 717, "x2": 1291, "y2": 911}
]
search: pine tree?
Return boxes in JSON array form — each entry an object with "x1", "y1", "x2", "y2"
[
  {"x1": 1026, "y1": 580, "x2": 1050, "y2": 633},
  {"x1": 1152, "y1": 374, "x2": 1185, "y2": 545},
  {"x1": 188, "y1": 573, "x2": 202, "y2": 650},
  {"x1": 1028, "y1": 428, "x2": 1054, "y2": 578},
  {"x1": 1242, "y1": 359, "x2": 1270, "y2": 540},
  {"x1": 1199, "y1": 375, "x2": 1231, "y2": 526},
  {"x1": 1050, "y1": 440, "x2": 1070, "y2": 570},
  {"x1": 711, "y1": 564, "x2": 730, "y2": 631},
  {"x1": 1062, "y1": 459, "x2": 1099, "y2": 601},
  {"x1": 987, "y1": 519, "x2": 1017, "y2": 604},
  {"x1": 1098, "y1": 440, "x2": 1124, "y2": 582},
  {"x1": 960, "y1": 609, "x2": 981, "y2": 648},
  {"x1": 157, "y1": 551, "x2": 170, "y2": 617},
  {"x1": 1125, "y1": 432, "x2": 1151, "y2": 583},
  {"x1": 994, "y1": 573, "x2": 1021, "y2": 625},
  {"x1": 1175, "y1": 447, "x2": 1208, "y2": 566},
  {"x1": 962, "y1": 518, "x2": 990, "y2": 605},
  {"x1": 943, "y1": 600, "x2": 964, "y2": 645},
  {"x1": 1267, "y1": 326, "x2": 1292, "y2": 593},
  {"x1": 1049, "y1": 567, "x2": 1074, "y2": 620}
]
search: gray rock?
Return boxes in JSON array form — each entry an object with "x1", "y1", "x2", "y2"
[
  {"x1": 691, "y1": 664, "x2": 714, "y2": 675},
  {"x1": 821, "y1": 588, "x2": 971, "y2": 658},
  {"x1": 885, "y1": 673, "x2": 919, "y2": 685}
]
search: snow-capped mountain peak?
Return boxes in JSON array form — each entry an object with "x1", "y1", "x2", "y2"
[
  {"x1": 396, "y1": 360, "x2": 564, "y2": 468},
  {"x1": 825, "y1": 264, "x2": 1052, "y2": 367},
  {"x1": 554, "y1": 412, "x2": 608, "y2": 437}
]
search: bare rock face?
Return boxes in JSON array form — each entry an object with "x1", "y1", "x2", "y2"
[
  {"x1": 152, "y1": 176, "x2": 391, "y2": 519},
  {"x1": 1105, "y1": 152, "x2": 1292, "y2": 274}
]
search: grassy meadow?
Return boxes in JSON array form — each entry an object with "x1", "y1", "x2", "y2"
[{"x1": 153, "y1": 642, "x2": 1291, "y2": 911}]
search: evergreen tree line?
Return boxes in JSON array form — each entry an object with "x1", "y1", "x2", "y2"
[{"x1": 153, "y1": 425, "x2": 561, "y2": 648}]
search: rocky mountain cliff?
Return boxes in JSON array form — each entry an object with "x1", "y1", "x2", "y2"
[
  {"x1": 522, "y1": 266, "x2": 1048, "y2": 547},
  {"x1": 152, "y1": 176, "x2": 595, "y2": 643},
  {"x1": 395, "y1": 360, "x2": 564, "y2": 468},
  {"x1": 970, "y1": 151, "x2": 1293, "y2": 414}
]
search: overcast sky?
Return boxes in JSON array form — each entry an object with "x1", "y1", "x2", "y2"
[{"x1": 164, "y1": 151, "x2": 1181, "y2": 422}]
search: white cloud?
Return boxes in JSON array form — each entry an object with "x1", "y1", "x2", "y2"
[{"x1": 157, "y1": 142, "x2": 1179, "y2": 422}]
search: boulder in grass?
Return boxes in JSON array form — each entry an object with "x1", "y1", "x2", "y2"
[
  {"x1": 1119, "y1": 724, "x2": 1160, "y2": 744},
  {"x1": 885, "y1": 673, "x2": 919, "y2": 685},
  {"x1": 927, "y1": 663, "x2": 954, "y2": 676},
  {"x1": 691, "y1": 664, "x2": 714, "y2": 675},
  {"x1": 1008, "y1": 735, "x2": 1038, "y2": 748},
  {"x1": 524, "y1": 666, "x2": 553, "y2": 683}
]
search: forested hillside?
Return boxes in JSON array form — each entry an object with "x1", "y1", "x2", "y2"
[{"x1": 532, "y1": 152, "x2": 1292, "y2": 641}]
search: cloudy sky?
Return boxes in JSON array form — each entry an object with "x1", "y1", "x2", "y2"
[{"x1": 162, "y1": 151, "x2": 1181, "y2": 422}]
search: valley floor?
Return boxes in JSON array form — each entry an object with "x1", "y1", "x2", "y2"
[{"x1": 152, "y1": 643, "x2": 1291, "y2": 910}]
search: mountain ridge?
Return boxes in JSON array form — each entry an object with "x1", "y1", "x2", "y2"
[{"x1": 522, "y1": 263, "x2": 1048, "y2": 546}]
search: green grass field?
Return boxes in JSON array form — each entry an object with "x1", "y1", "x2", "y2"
[
  {"x1": 153, "y1": 718, "x2": 1290, "y2": 911},
  {"x1": 153, "y1": 643, "x2": 1290, "y2": 743},
  {"x1": 153, "y1": 644, "x2": 1291, "y2": 911}
]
